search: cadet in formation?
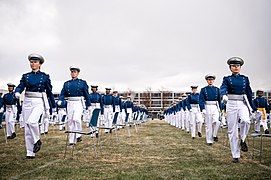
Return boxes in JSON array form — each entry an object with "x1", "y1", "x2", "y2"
[
  {"x1": 199, "y1": 74, "x2": 221, "y2": 145},
  {"x1": 88, "y1": 85, "x2": 103, "y2": 136},
  {"x1": 124, "y1": 96, "x2": 134, "y2": 124},
  {"x1": 187, "y1": 86, "x2": 203, "y2": 139},
  {"x1": 220, "y1": 57, "x2": 253, "y2": 163},
  {"x1": 113, "y1": 91, "x2": 123, "y2": 129},
  {"x1": 253, "y1": 90, "x2": 269, "y2": 134},
  {"x1": 102, "y1": 88, "x2": 115, "y2": 133},
  {"x1": 15, "y1": 54, "x2": 56, "y2": 159},
  {"x1": 0, "y1": 93, "x2": 4, "y2": 129},
  {"x1": 57, "y1": 66, "x2": 90, "y2": 146},
  {"x1": 3, "y1": 83, "x2": 20, "y2": 139}
]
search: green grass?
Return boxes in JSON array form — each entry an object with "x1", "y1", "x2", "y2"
[{"x1": 0, "y1": 120, "x2": 270, "y2": 179}]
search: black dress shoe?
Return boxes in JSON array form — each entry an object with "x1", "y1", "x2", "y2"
[
  {"x1": 192, "y1": 137, "x2": 195, "y2": 140},
  {"x1": 11, "y1": 132, "x2": 16, "y2": 139},
  {"x1": 213, "y1": 137, "x2": 218, "y2": 142},
  {"x1": 264, "y1": 129, "x2": 269, "y2": 134},
  {"x1": 7, "y1": 136, "x2": 12, "y2": 139},
  {"x1": 33, "y1": 140, "x2": 42, "y2": 153},
  {"x1": 198, "y1": 132, "x2": 202, "y2": 137},
  {"x1": 77, "y1": 137, "x2": 82, "y2": 142},
  {"x1": 45, "y1": 132, "x2": 48, "y2": 135},
  {"x1": 26, "y1": 156, "x2": 35, "y2": 159},
  {"x1": 207, "y1": 143, "x2": 212, "y2": 146},
  {"x1": 68, "y1": 143, "x2": 75, "y2": 146},
  {"x1": 240, "y1": 140, "x2": 248, "y2": 152},
  {"x1": 255, "y1": 131, "x2": 259, "y2": 133},
  {"x1": 232, "y1": 158, "x2": 239, "y2": 163}
]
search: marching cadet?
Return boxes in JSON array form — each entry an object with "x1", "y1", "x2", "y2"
[
  {"x1": 15, "y1": 54, "x2": 56, "y2": 159},
  {"x1": 220, "y1": 57, "x2": 253, "y2": 163},
  {"x1": 181, "y1": 94, "x2": 190, "y2": 133},
  {"x1": 124, "y1": 96, "x2": 134, "y2": 124},
  {"x1": 199, "y1": 74, "x2": 221, "y2": 145},
  {"x1": 57, "y1": 100, "x2": 67, "y2": 131},
  {"x1": 120, "y1": 96, "x2": 126, "y2": 126},
  {"x1": 187, "y1": 86, "x2": 203, "y2": 139},
  {"x1": 0, "y1": 93, "x2": 4, "y2": 129},
  {"x1": 253, "y1": 90, "x2": 269, "y2": 134},
  {"x1": 177, "y1": 98, "x2": 184, "y2": 130},
  {"x1": 113, "y1": 91, "x2": 122, "y2": 129},
  {"x1": 88, "y1": 85, "x2": 103, "y2": 136},
  {"x1": 3, "y1": 83, "x2": 20, "y2": 139},
  {"x1": 102, "y1": 88, "x2": 115, "y2": 133},
  {"x1": 57, "y1": 66, "x2": 90, "y2": 146}
]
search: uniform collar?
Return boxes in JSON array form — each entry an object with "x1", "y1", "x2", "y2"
[
  {"x1": 71, "y1": 78, "x2": 78, "y2": 81},
  {"x1": 232, "y1": 73, "x2": 240, "y2": 77},
  {"x1": 31, "y1": 70, "x2": 41, "y2": 74}
]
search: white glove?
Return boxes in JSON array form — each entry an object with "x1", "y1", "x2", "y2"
[
  {"x1": 189, "y1": 109, "x2": 192, "y2": 112},
  {"x1": 202, "y1": 109, "x2": 206, "y2": 115},
  {"x1": 44, "y1": 110, "x2": 50, "y2": 119},
  {"x1": 57, "y1": 101, "x2": 62, "y2": 106},
  {"x1": 15, "y1": 92, "x2": 21, "y2": 99},
  {"x1": 0, "y1": 107, "x2": 4, "y2": 113},
  {"x1": 222, "y1": 95, "x2": 228, "y2": 104},
  {"x1": 83, "y1": 109, "x2": 89, "y2": 114}
]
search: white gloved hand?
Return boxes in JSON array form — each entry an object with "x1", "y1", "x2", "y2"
[
  {"x1": 0, "y1": 107, "x2": 4, "y2": 113},
  {"x1": 15, "y1": 92, "x2": 21, "y2": 99},
  {"x1": 57, "y1": 101, "x2": 62, "y2": 106},
  {"x1": 202, "y1": 109, "x2": 206, "y2": 115},
  {"x1": 189, "y1": 109, "x2": 192, "y2": 112},
  {"x1": 83, "y1": 109, "x2": 89, "y2": 114},
  {"x1": 222, "y1": 95, "x2": 228, "y2": 104}
]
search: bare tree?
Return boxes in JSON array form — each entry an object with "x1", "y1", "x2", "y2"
[{"x1": 141, "y1": 87, "x2": 152, "y2": 109}]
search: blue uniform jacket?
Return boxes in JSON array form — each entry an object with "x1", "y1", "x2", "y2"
[
  {"x1": 182, "y1": 99, "x2": 187, "y2": 111},
  {"x1": 187, "y1": 93, "x2": 200, "y2": 110},
  {"x1": 89, "y1": 92, "x2": 104, "y2": 112},
  {"x1": 58, "y1": 78, "x2": 90, "y2": 108},
  {"x1": 15, "y1": 70, "x2": 56, "y2": 108},
  {"x1": 253, "y1": 97, "x2": 270, "y2": 113},
  {"x1": 113, "y1": 96, "x2": 122, "y2": 112},
  {"x1": 199, "y1": 86, "x2": 221, "y2": 111},
  {"x1": 124, "y1": 101, "x2": 134, "y2": 114},
  {"x1": 102, "y1": 94, "x2": 115, "y2": 114},
  {"x1": 220, "y1": 74, "x2": 253, "y2": 108}
]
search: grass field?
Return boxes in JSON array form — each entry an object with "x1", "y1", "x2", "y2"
[{"x1": 0, "y1": 119, "x2": 271, "y2": 179}]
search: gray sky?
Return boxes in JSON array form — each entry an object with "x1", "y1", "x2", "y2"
[{"x1": 0, "y1": 0, "x2": 270, "y2": 93}]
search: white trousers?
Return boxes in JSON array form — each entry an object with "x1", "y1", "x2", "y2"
[
  {"x1": 23, "y1": 97, "x2": 44, "y2": 157},
  {"x1": 67, "y1": 101, "x2": 83, "y2": 144},
  {"x1": 180, "y1": 110, "x2": 185, "y2": 130},
  {"x1": 58, "y1": 108, "x2": 67, "y2": 130},
  {"x1": 5, "y1": 107, "x2": 16, "y2": 136},
  {"x1": 40, "y1": 111, "x2": 49, "y2": 134},
  {"x1": 115, "y1": 105, "x2": 123, "y2": 127},
  {"x1": 254, "y1": 111, "x2": 268, "y2": 132},
  {"x1": 126, "y1": 108, "x2": 133, "y2": 123},
  {"x1": 104, "y1": 106, "x2": 113, "y2": 131},
  {"x1": 227, "y1": 100, "x2": 250, "y2": 159},
  {"x1": 190, "y1": 107, "x2": 203, "y2": 138},
  {"x1": 205, "y1": 105, "x2": 220, "y2": 144},
  {"x1": 182, "y1": 110, "x2": 190, "y2": 132}
]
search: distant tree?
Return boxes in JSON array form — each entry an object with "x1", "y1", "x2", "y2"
[{"x1": 141, "y1": 87, "x2": 152, "y2": 109}]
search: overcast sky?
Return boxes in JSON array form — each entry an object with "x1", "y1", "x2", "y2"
[{"x1": 0, "y1": 0, "x2": 270, "y2": 93}]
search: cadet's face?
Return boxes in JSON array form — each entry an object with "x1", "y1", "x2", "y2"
[
  {"x1": 230, "y1": 65, "x2": 241, "y2": 74},
  {"x1": 192, "y1": 89, "x2": 197, "y2": 93},
  {"x1": 106, "y1": 90, "x2": 110, "y2": 94},
  {"x1": 92, "y1": 88, "x2": 97, "y2": 93},
  {"x1": 70, "y1": 70, "x2": 79, "y2": 79},
  {"x1": 8, "y1": 87, "x2": 14, "y2": 92},
  {"x1": 207, "y1": 79, "x2": 214, "y2": 86},
  {"x1": 30, "y1": 60, "x2": 41, "y2": 71},
  {"x1": 258, "y1": 92, "x2": 263, "y2": 97}
]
